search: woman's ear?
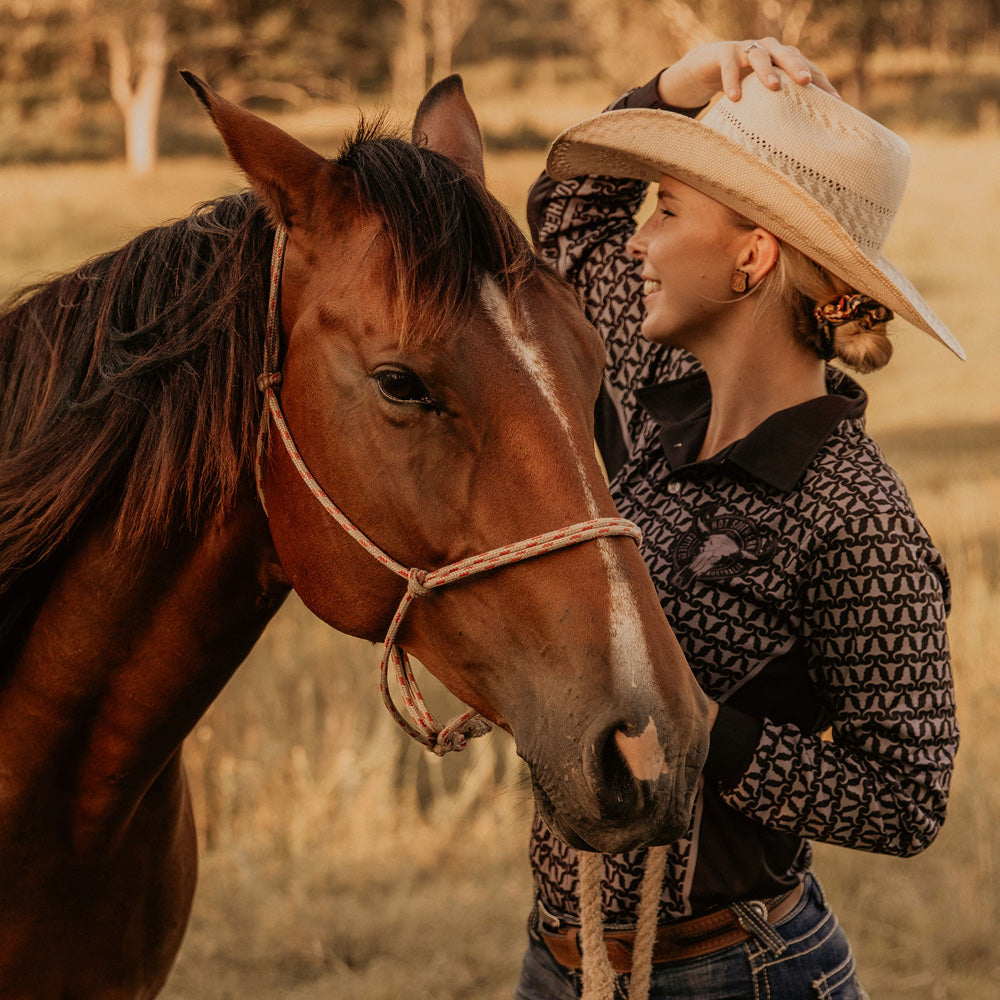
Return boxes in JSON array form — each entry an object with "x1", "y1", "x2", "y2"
[{"x1": 737, "y1": 228, "x2": 781, "y2": 288}]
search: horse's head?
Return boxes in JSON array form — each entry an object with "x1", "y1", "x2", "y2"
[{"x1": 183, "y1": 72, "x2": 711, "y2": 853}]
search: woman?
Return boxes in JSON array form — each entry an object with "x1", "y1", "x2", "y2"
[{"x1": 517, "y1": 40, "x2": 960, "y2": 1000}]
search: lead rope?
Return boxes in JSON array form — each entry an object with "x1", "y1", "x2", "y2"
[
  {"x1": 629, "y1": 846, "x2": 668, "y2": 1000},
  {"x1": 579, "y1": 853, "x2": 616, "y2": 1000},
  {"x1": 579, "y1": 846, "x2": 667, "y2": 1000},
  {"x1": 255, "y1": 226, "x2": 644, "y2": 755}
]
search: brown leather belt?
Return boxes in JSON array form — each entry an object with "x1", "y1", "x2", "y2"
[{"x1": 537, "y1": 882, "x2": 805, "y2": 974}]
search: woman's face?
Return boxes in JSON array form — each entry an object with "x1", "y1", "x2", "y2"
[{"x1": 626, "y1": 176, "x2": 749, "y2": 348}]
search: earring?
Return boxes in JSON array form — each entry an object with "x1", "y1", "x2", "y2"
[{"x1": 730, "y1": 269, "x2": 750, "y2": 294}]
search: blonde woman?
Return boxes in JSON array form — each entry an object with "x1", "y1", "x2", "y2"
[{"x1": 518, "y1": 41, "x2": 960, "y2": 1000}]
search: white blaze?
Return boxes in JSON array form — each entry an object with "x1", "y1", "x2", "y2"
[{"x1": 481, "y1": 281, "x2": 652, "y2": 696}]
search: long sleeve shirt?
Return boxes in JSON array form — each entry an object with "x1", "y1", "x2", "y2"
[{"x1": 525, "y1": 78, "x2": 958, "y2": 923}]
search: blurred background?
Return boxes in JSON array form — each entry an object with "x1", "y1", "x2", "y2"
[{"x1": 2, "y1": 0, "x2": 998, "y2": 997}]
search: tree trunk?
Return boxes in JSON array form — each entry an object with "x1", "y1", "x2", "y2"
[
  {"x1": 428, "y1": 0, "x2": 481, "y2": 83},
  {"x1": 106, "y1": 10, "x2": 168, "y2": 176},
  {"x1": 391, "y1": 0, "x2": 427, "y2": 105},
  {"x1": 429, "y1": 0, "x2": 455, "y2": 81}
]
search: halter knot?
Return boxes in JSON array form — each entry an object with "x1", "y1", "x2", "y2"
[
  {"x1": 257, "y1": 372, "x2": 282, "y2": 392},
  {"x1": 432, "y1": 713, "x2": 494, "y2": 756},
  {"x1": 407, "y1": 568, "x2": 430, "y2": 598}
]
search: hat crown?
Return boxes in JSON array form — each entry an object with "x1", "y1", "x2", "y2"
[{"x1": 703, "y1": 75, "x2": 911, "y2": 259}]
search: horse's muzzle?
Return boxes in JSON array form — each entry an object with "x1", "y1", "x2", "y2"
[{"x1": 524, "y1": 710, "x2": 705, "y2": 855}]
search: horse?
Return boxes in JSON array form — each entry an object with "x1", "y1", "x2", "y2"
[{"x1": 0, "y1": 75, "x2": 711, "y2": 996}]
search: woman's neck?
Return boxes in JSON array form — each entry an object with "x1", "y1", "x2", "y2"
[{"x1": 692, "y1": 314, "x2": 828, "y2": 462}]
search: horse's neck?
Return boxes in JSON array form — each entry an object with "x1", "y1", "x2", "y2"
[{"x1": 3, "y1": 496, "x2": 289, "y2": 852}]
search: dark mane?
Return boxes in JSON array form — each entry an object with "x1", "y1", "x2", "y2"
[
  {"x1": 0, "y1": 120, "x2": 541, "y2": 649},
  {"x1": 337, "y1": 116, "x2": 539, "y2": 342},
  {"x1": 0, "y1": 191, "x2": 271, "y2": 648}
]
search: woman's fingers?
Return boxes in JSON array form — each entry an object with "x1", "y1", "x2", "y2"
[
  {"x1": 745, "y1": 37, "x2": 840, "y2": 97},
  {"x1": 718, "y1": 43, "x2": 747, "y2": 101},
  {"x1": 658, "y1": 39, "x2": 838, "y2": 108}
]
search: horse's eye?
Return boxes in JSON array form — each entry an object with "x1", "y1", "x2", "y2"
[{"x1": 374, "y1": 367, "x2": 437, "y2": 409}]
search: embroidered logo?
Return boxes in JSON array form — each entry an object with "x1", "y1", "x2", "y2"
[{"x1": 673, "y1": 505, "x2": 776, "y2": 584}]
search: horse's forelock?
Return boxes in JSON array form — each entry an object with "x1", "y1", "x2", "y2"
[{"x1": 336, "y1": 119, "x2": 537, "y2": 345}]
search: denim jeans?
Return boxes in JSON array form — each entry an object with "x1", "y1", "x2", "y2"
[{"x1": 514, "y1": 874, "x2": 868, "y2": 1000}]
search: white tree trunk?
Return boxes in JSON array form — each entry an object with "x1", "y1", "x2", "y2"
[
  {"x1": 106, "y1": 10, "x2": 168, "y2": 176},
  {"x1": 391, "y1": 0, "x2": 427, "y2": 105},
  {"x1": 428, "y1": 0, "x2": 481, "y2": 83}
]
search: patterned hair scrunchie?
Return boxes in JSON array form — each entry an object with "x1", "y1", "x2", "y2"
[{"x1": 814, "y1": 294, "x2": 893, "y2": 360}]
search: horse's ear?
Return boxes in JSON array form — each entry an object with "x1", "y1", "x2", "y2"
[
  {"x1": 181, "y1": 70, "x2": 332, "y2": 230},
  {"x1": 412, "y1": 75, "x2": 486, "y2": 184}
]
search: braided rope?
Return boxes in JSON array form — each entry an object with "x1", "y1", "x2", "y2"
[
  {"x1": 579, "y1": 852, "x2": 616, "y2": 1000},
  {"x1": 629, "y1": 845, "x2": 668, "y2": 1000},
  {"x1": 579, "y1": 845, "x2": 668, "y2": 1000},
  {"x1": 255, "y1": 225, "x2": 643, "y2": 755}
]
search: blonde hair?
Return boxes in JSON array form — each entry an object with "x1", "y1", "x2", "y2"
[
  {"x1": 759, "y1": 240, "x2": 894, "y2": 374},
  {"x1": 726, "y1": 206, "x2": 894, "y2": 373}
]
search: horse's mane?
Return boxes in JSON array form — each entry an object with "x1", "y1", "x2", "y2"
[{"x1": 0, "y1": 118, "x2": 541, "y2": 649}]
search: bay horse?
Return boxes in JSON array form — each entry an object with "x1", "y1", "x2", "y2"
[{"x1": 0, "y1": 75, "x2": 711, "y2": 997}]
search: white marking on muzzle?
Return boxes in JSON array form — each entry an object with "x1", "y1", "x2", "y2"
[
  {"x1": 481, "y1": 281, "x2": 653, "y2": 698},
  {"x1": 615, "y1": 719, "x2": 668, "y2": 781}
]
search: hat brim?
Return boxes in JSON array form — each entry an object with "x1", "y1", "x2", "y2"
[{"x1": 546, "y1": 108, "x2": 965, "y2": 360}]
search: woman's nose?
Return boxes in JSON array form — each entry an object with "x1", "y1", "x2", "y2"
[{"x1": 626, "y1": 225, "x2": 647, "y2": 259}]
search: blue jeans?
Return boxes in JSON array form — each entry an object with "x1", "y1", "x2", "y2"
[{"x1": 515, "y1": 875, "x2": 868, "y2": 1000}]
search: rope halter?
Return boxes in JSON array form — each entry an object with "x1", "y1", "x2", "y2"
[{"x1": 255, "y1": 226, "x2": 643, "y2": 755}]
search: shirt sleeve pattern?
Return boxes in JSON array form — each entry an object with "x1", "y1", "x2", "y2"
[
  {"x1": 719, "y1": 513, "x2": 958, "y2": 857},
  {"x1": 526, "y1": 83, "x2": 704, "y2": 452},
  {"x1": 532, "y1": 173, "x2": 676, "y2": 445}
]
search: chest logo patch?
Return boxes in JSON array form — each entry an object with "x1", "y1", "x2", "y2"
[{"x1": 673, "y1": 505, "x2": 776, "y2": 584}]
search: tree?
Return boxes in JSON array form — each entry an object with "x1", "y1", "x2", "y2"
[
  {"x1": 390, "y1": 0, "x2": 483, "y2": 102},
  {"x1": 429, "y1": 0, "x2": 482, "y2": 81},
  {"x1": 392, "y1": 0, "x2": 427, "y2": 104},
  {"x1": 105, "y1": 6, "x2": 168, "y2": 175}
]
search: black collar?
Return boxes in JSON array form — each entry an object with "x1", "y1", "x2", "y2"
[{"x1": 635, "y1": 369, "x2": 868, "y2": 492}]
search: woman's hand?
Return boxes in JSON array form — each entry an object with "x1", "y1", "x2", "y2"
[{"x1": 657, "y1": 38, "x2": 838, "y2": 109}]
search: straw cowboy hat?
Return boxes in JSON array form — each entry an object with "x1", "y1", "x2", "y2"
[{"x1": 546, "y1": 71, "x2": 964, "y2": 359}]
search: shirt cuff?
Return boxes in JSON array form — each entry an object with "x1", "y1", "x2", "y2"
[
  {"x1": 614, "y1": 70, "x2": 710, "y2": 116},
  {"x1": 704, "y1": 703, "x2": 764, "y2": 790}
]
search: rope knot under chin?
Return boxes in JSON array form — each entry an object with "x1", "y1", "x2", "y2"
[
  {"x1": 256, "y1": 371, "x2": 282, "y2": 392},
  {"x1": 432, "y1": 713, "x2": 494, "y2": 756},
  {"x1": 407, "y1": 568, "x2": 430, "y2": 598}
]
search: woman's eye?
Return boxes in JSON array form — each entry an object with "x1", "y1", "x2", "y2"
[{"x1": 374, "y1": 368, "x2": 437, "y2": 408}]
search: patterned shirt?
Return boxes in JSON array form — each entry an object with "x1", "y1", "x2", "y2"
[{"x1": 525, "y1": 79, "x2": 958, "y2": 923}]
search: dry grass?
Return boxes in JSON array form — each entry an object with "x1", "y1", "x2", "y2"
[{"x1": 2, "y1": 91, "x2": 998, "y2": 999}]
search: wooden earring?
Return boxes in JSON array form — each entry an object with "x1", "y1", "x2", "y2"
[{"x1": 731, "y1": 269, "x2": 750, "y2": 294}]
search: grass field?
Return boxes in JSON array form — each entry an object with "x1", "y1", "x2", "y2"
[{"x1": 2, "y1": 84, "x2": 998, "y2": 999}]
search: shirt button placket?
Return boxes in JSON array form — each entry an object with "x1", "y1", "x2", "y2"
[{"x1": 666, "y1": 479, "x2": 682, "y2": 494}]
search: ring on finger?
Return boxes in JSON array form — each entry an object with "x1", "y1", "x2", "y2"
[{"x1": 743, "y1": 41, "x2": 764, "y2": 54}]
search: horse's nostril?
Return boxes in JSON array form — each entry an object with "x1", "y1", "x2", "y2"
[{"x1": 588, "y1": 724, "x2": 643, "y2": 819}]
